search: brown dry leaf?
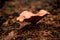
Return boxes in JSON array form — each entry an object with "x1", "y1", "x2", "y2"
[
  {"x1": 17, "y1": 10, "x2": 50, "y2": 22},
  {"x1": 17, "y1": 11, "x2": 34, "y2": 22},
  {"x1": 3, "y1": 31, "x2": 16, "y2": 40},
  {"x1": 36, "y1": 10, "x2": 50, "y2": 16}
]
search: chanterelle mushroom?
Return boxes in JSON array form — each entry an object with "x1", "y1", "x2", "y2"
[{"x1": 17, "y1": 10, "x2": 50, "y2": 24}]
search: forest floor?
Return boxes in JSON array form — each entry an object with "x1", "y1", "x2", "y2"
[{"x1": 0, "y1": 0, "x2": 60, "y2": 40}]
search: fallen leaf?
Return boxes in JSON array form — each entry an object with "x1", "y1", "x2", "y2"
[{"x1": 17, "y1": 10, "x2": 50, "y2": 22}]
